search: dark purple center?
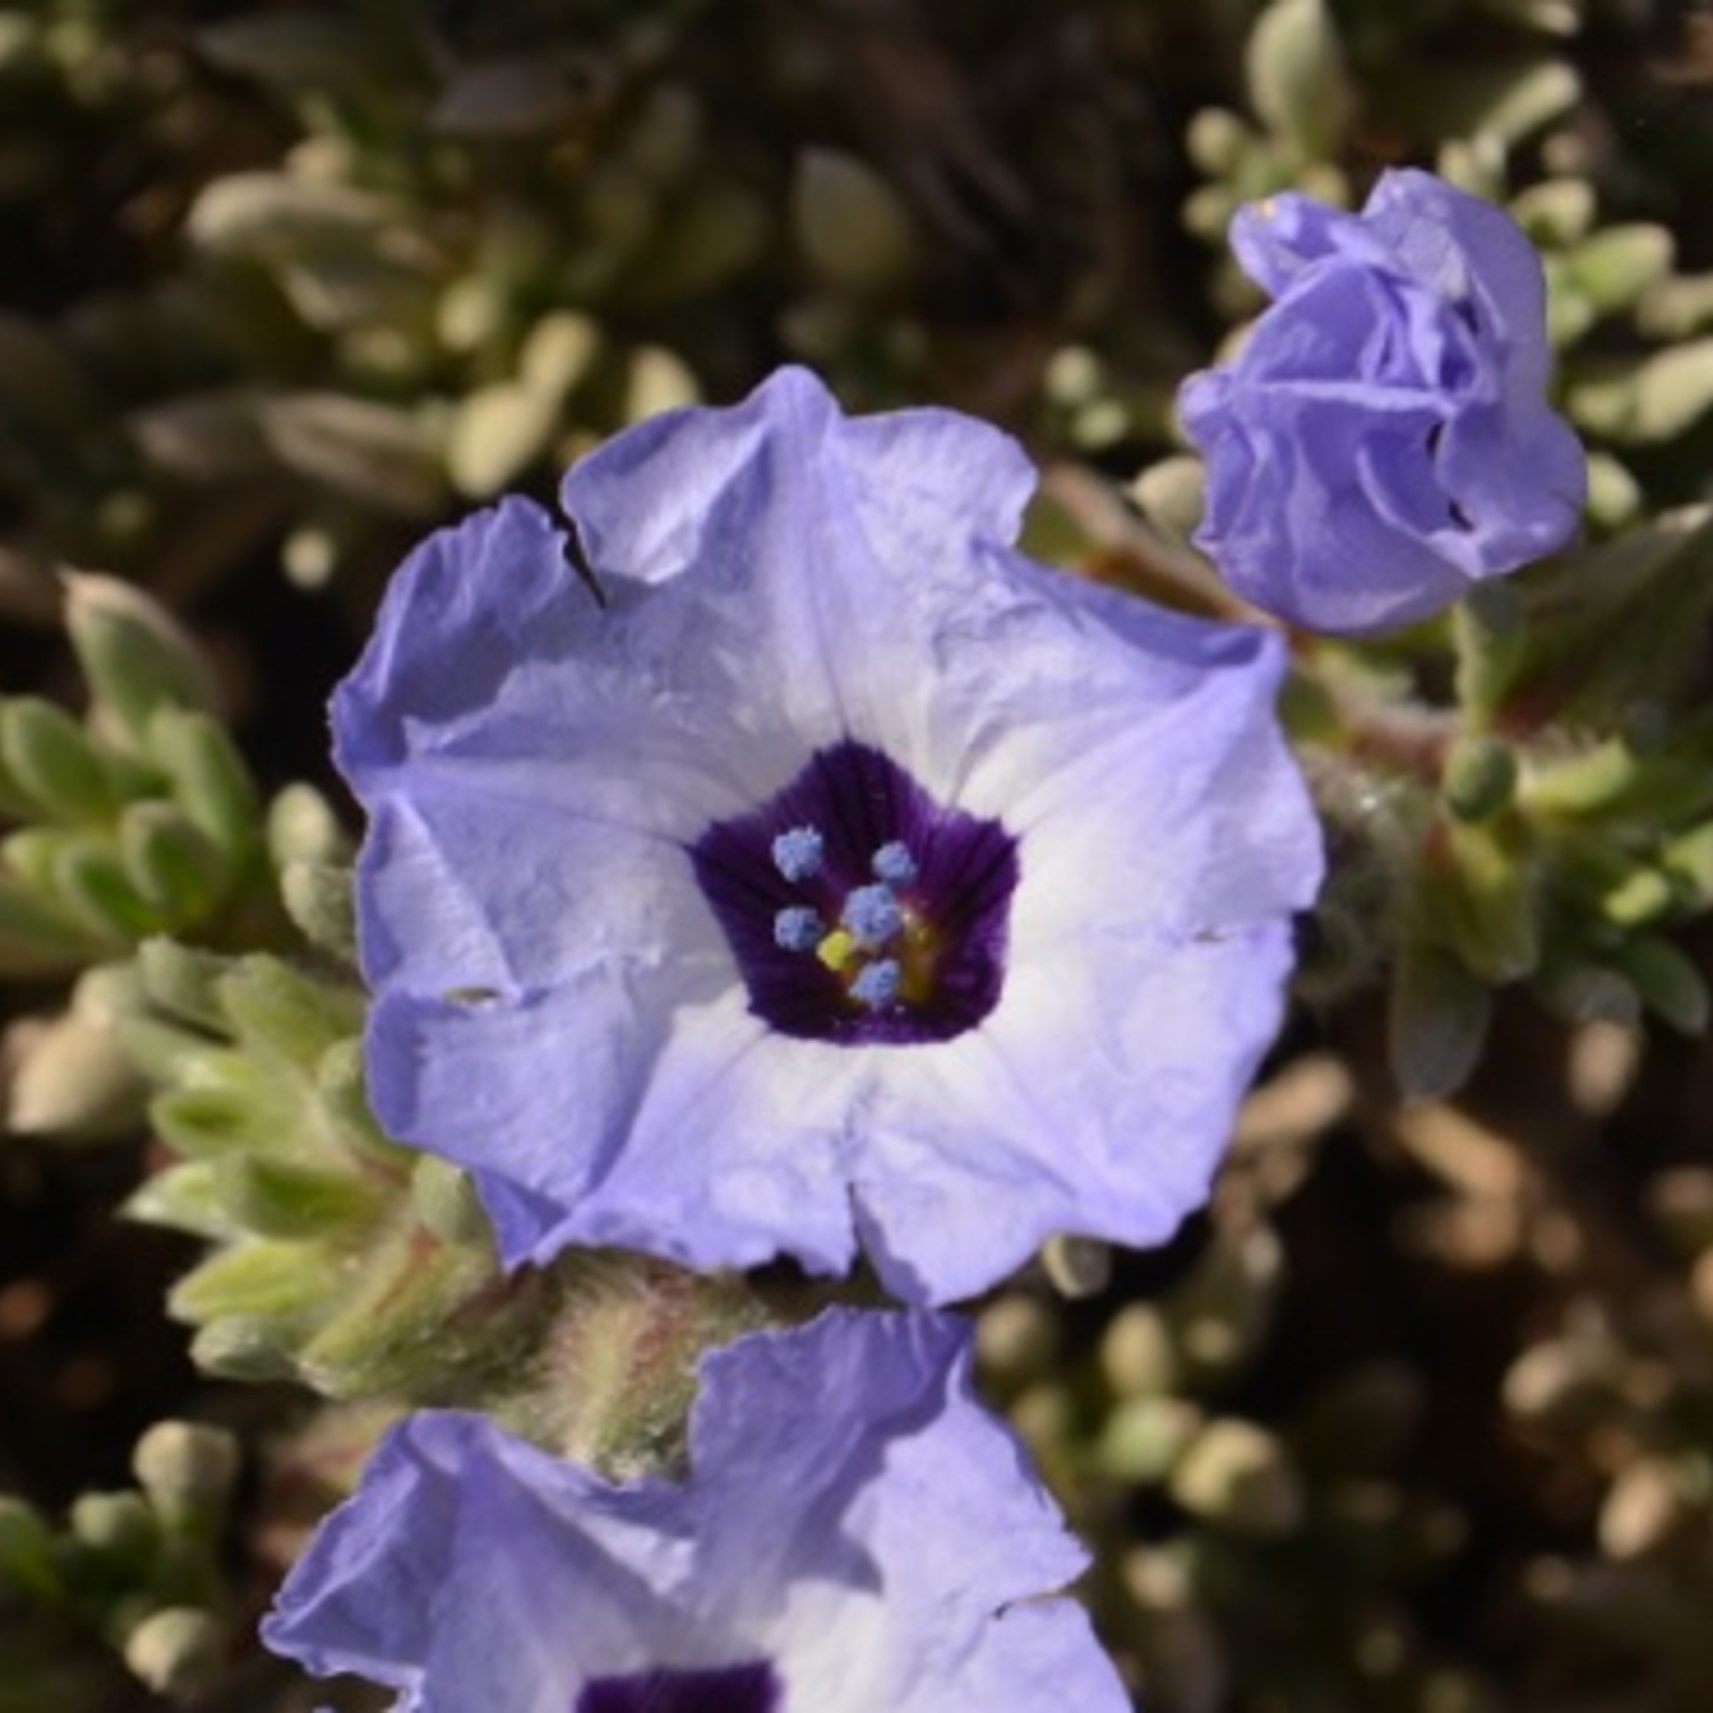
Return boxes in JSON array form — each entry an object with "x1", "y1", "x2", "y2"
[
  {"x1": 690, "y1": 738, "x2": 1019, "y2": 1046},
  {"x1": 575, "y1": 1660, "x2": 782, "y2": 1712}
]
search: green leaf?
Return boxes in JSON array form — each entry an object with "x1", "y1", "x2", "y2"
[
  {"x1": 1614, "y1": 935, "x2": 1710, "y2": 1035},
  {"x1": 1441, "y1": 736, "x2": 1518, "y2": 823},
  {"x1": 0, "y1": 873, "x2": 104, "y2": 974},
  {"x1": 1565, "y1": 224, "x2": 1675, "y2": 316},
  {"x1": 0, "y1": 699, "x2": 116, "y2": 825},
  {"x1": 791, "y1": 150, "x2": 917, "y2": 297},
  {"x1": 123, "y1": 1161, "x2": 238, "y2": 1241},
  {"x1": 186, "y1": 171, "x2": 400, "y2": 265},
  {"x1": 213, "y1": 1153, "x2": 381, "y2": 1238},
  {"x1": 168, "y1": 1238, "x2": 340, "y2": 1325},
  {"x1": 279, "y1": 859, "x2": 356, "y2": 959},
  {"x1": 0, "y1": 1497, "x2": 62, "y2": 1603},
  {"x1": 135, "y1": 938, "x2": 232, "y2": 1033},
  {"x1": 185, "y1": 1315, "x2": 305, "y2": 1383},
  {"x1": 1244, "y1": 0, "x2": 1353, "y2": 159},
  {"x1": 255, "y1": 393, "x2": 446, "y2": 517},
  {"x1": 1504, "y1": 507, "x2": 1713, "y2": 730},
  {"x1": 6, "y1": 1009, "x2": 145, "y2": 1141},
  {"x1": 265, "y1": 782, "x2": 350, "y2": 867},
  {"x1": 315, "y1": 1038, "x2": 409, "y2": 1168},
  {"x1": 1440, "y1": 819, "x2": 1540, "y2": 983},
  {"x1": 196, "y1": 11, "x2": 399, "y2": 93},
  {"x1": 111, "y1": 1013, "x2": 223, "y2": 1087},
  {"x1": 1568, "y1": 341, "x2": 1713, "y2": 443},
  {"x1": 119, "y1": 804, "x2": 230, "y2": 925},
  {"x1": 296, "y1": 1235, "x2": 501, "y2": 1400},
  {"x1": 410, "y1": 1154, "x2": 490, "y2": 1248},
  {"x1": 145, "y1": 709, "x2": 259, "y2": 860},
  {"x1": 447, "y1": 382, "x2": 562, "y2": 499},
  {"x1": 50, "y1": 841, "x2": 158, "y2": 945},
  {"x1": 147, "y1": 1050, "x2": 299, "y2": 1158},
  {"x1": 63, "y1": 575, "x2": 219, "y2": 750},
  {"x1": 1369, "y1": 54, "x2": 1579, "y2": 148},
  {"x1": 1389, "y1": 935, "x2": 1493, "y2": 1101},
  {"x1": 215, "y1": 955, "x2": 362, "y2": 1064}
]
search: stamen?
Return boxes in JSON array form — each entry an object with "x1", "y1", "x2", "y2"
[
  {"x1": 843, "y1": 884, "x2": 902, "y2": 947},
  {"x1": 850, "y1": 959, "x2": 902, "y2": 1009},
  {"x1": 771, "y1": 825, "x2": 825, "y2": 883},
  {"x1": 773, "y1": 906, "x2": 825, "y2": 952},
  {"x1": 871, "y1": 841, "x2": 918, "y2": 885},
  {"x1": 816, "y1": 928, "x2": 857, "y2": 972}
]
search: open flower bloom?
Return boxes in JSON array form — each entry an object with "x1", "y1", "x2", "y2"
[
  {"x1": 261, "y1": 1309, "x2": 1129, "y2": 1711},
  {"x1": 338, "y1": 366, "x2": 1322, "y2": 1304},
  {"x1": 1179, "y1": 169, "x2": 1587, "y2": 636}
]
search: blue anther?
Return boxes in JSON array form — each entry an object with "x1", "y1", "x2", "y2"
[
  {"x1": 871, "y1": 840, "x2": 918, "y2": 885},
  {"x1": 842, "y1": 883, "x2": 902, "y2": 947},
  {"x1": 850, "y1": 958, "x2": 902, "y2": 1009},
  {"x1": 773, "y1": 906, "x2": 825, "y2": 953},
  {"x1": 771, "y1": 825, "x2": 825, "y2": 883}
]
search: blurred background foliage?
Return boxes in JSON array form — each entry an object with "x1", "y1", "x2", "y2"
[{"x1": 4, "y1": 0, "x2": 1713, "y2": 1708}]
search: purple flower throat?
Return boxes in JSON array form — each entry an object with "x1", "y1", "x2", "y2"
[
  {"x1": 691, "y1": 739, "x2": 1019, "y2": 1047},
  {"x1": 577, "y1": 1660, "x2": 781, "y2": 1712}
]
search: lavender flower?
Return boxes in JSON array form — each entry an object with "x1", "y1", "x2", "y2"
[
  {"x1": 1179, "y1": 169, "x2": 1587, "y2": 636},
  {"x1": 337, "y1": 366, "x2": 1322, "y2": 1303},
  {"x1": 261, "y1": 1309, "x2": 1129, "y2": 1711}
]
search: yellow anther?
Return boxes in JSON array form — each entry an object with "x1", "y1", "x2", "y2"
[{"x1": 816, "y1": 928, "x2": 857, "y2": 973}]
